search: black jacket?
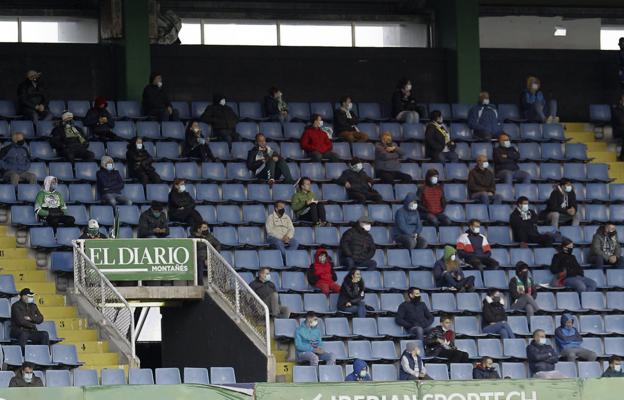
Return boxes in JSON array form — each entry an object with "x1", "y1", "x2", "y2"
[
  {"x1": 472, "y1": 365, "x2": 501, "y2": 380},
  {"x1": 336, "y1": 169, "x2": 373, "y2": 193},
  {"x1": 200, "y1": 95, "x2": 239, "y2": 131},
  {"x1": 191, "y1": 231, "x2": 221, "y2": 255},
  {"x1": 493, "y1": 146, "x2": 520, "y2": 172},
  {"x1": 249, "y1": 278, "x2": 278, "y2": 305},
  {"x1": 550, "y1": 251, "x2": 584, "y2": 278},
  {"x1": 395, "y1": 299, "x2": 433, "y2": 330},
  {"x1": 339, "y1": 225, "x2": 376, "y2": 263},
  {"x1": 425, "y1": 122, "x2": 448, "y2": 159},
  {"x1": 9, "y1": 370, "x2": 44, "y2": 387},
  {"x1": 545, "y1": 187, "x2": 577, "y2": 214},
  {"x1": 482, "y1": 298, "x2": 507, "y2": 326},
  {"x1": 79, "y1": 231, "x2": 108, "y2": 239},
  {"x1": 333, "y1": 109, "x2": 358, "y2": 134},
  {"x1": 264, "y1": 95, "x2": 280, "y2": 118},
  {"x1": 17, "y1": 79, "x2": 48, "y2": 113},
  {"x1": 509, "y1": 209, "x2": 541, "y2": 243},
  {"x1": 527, "y1": 340, "x2": 559, "y2": 375},
  {"x1": 509, "y1": 275, "x2": 537, "y2": 302},
  {"x1": 337, "y1": 279, "x2": 365, "y2": 309},
  {"x1": 425, "y1": 325, "x2": 457, "y2": 355},
  {"x1": 83, "y1": 107, "x2": 115, "y2": 133},
  {"x1": 246, "y1": 145, "x2": 275, "y2": 172},
  {"x1": 142, "y1": 84, "x2": 171, "y2": 115},
  {"x1": 183, "y1": 127, "x2": 214, "y2": 160},
  {"x1": 127, "y1": 143, "x2": 157, "y2": 177},
  {"x1": 391, "y1": 90, "x2": 423, "y2": 118},
  {"x1": 168, "y1": 190, "x2": 196, "y2": 211},
  {"x1": 137, "y1": 209, "x2": 169, "y2": 238},
  {"x1": 50, "y1": 123, "x2": 89, "y2": 150},
  {"x1": 613, "y1": 104, "x2": 624, "y2": 137},
  {"x1": 11, "y1": 301, "x2": 44, "y2": 334}
]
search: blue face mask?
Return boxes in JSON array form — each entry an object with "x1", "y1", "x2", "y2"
[{"x1": 153, "y1": 211, "x2": 161, "y2": 218}]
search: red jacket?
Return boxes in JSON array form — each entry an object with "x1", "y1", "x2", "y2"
[
  {"x1": 300, "y1": 127, "x2": 333, "y2": 154},
  {"x1": 311, "y1": 248, "x2": 336, "y2": 287}
]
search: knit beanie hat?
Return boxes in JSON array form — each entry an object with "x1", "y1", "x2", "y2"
[{"x1": 443, "y1": 245, "x2": 456, "y2": 260}]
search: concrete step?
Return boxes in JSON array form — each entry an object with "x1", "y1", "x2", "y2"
[
  {"x1": 0, "y1": 238, "x2": 16, "y2": 249},
  {"x1": 39, "y1": 306, "x2": 77, "y2": 319},
  {"x1": 54, "y1": 317, "x2": 89, "y2": 331},
  {"x1": 0, "y1": 259, "x2": 38, "y2": 270},
  {"x1": 91, "y1": 365, "x2": 129, "y2": 377},
  {"x1": 565, "y1": 131, "x2": 595, "y2": 142},
  {"x1": 71, "y1": 340, "x2": 109, "y2": 354},
  {"x1": 35, "y1": 294, "x2": 66, "y2": 307},
  {"x1": 275, "y1": 361, "x2": 295, "y2": 383},
  {"x1": 80, "y1": 352, "x2": 119, "y2": 366},
  {"x1": 588, "y1": 151, "x2": 617, "y2": 162},
  {"x1": 273, "y1": 349, "x2": 288, "y2": 363},
  {"x1": 6, "y1": 270, "x2": 48, "y2": 283},
  {"x1": 564, "y1": 122, "x2": 591, "y2": 132},
  {"x1": 585, "y1": 142, "x2": 608, "y2": 152},
  {"x1": 0, "y1": 248, "x2": 28, "y2": 258},
  {"x1": 59, "y1": 329, "x2": 98, "y2": 342},
  {"x1": 23, "y1": 282, "x2": 56, "y2": 294}
]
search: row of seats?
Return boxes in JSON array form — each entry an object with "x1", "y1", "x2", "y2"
[
  {"x1": 0, "y1": 366, "x2": 236, "y2": 387},
  {"x1": 2, "y1": 344, "x2": 82, "y2": 368}
]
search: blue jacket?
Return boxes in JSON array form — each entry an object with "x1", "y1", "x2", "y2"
[
  {"x1": 555, "y1": 314, "x2": 583, "y2": 350},
  {"x1": 393, "y1": 192, "x2": 423, "y2": 239},
  {"x1": 294, "y1": 322, "x2": 323, "y2": 353},
  {"x1": 345, "y1": 359, "x2": 371, "y2": 381},
  {"x1": 96, "y1": 169, "x2": 124, "y2": 197},
  {"x1": 526, "y1": 340, "x2": 559, "y2": 375},
  {"x1": 467, "y1": 104, "x2": 502, "y2": 135},
  {"x1": 0, "y1": 143, "x2": 31, "y2": 173}
]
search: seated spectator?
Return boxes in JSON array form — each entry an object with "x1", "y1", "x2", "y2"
[
  {"x1": 493, "y1": 133, "x2": 530, "y2": 184},
  {"x1": 589, "y1": 224, "x2": 624, "y2": 268},
  {"x1": 17, "y1": 70, "x2": 52, "y2": 123},
  {"x1": 336, "y1": 158, "x2": 382, "y2": 202},
  {"x1": 10, "y1": 288, "x2": 49, "y2": 350},
  {"x1": 467, "y1": 91, "x2": 503, "y2": 139},
  {"x1": 472, "y1": 357, "x2": 501, "y2": 380},
  {"x1": 482, "y1": 288, "x2": 515, "y2": 338},
  {"x1": 183, "y1": 121, "x2": 215, "y2": 162},
  {"x1": 433, "y1": 246, "x2": 475, "y2": 292},
  {"x1": 300, "y1": 114, "x2": 338, "y2": 162},
  {"x1": 375, "y1": 132, "x2": 411, "y2": 183},
  {"x1": 602, "y1": 355, "x2": 624, "y2": 378},
  {"x1": 50, "y1": 112, "x2": 94, "y2": 162},
  {"x1": 392, "y1": 192, "x2": 428, "y2": 249},
  {"x1": 418, "y1": 168, "x2": 451, "y2": 227},
  {"x1": 79, "y1": 219, "x2": 107, "y2": 239},
  {"x1": 168, "y1": 179, "x2": 202, "y2": 227},
  {"x1": 509, "y1": 262, "x2": 540, "y2": 317},
  {"x1": 550, "y1": 238, "x2": 597, "y2": 293},
  {"x1": 84, "y1": 96, "x2": 118, "y2": 140},
  {"x1": 200, "y1": 93, "x2": 240, "y2": 148},
  {"x1": 527, "y1": 329, "x2": 567, "y2": 379},
  {"x1": 137, "y1": 201, "x2": 169, "y2": 238},
  {"x1": 510, "y1": 196, "x2": 557, "y2": 246},
  {"x1": 425, "y1": 315, "x2": 469, "y2": 362},
  {"x1": 250, "y1": 267, "x2": 289, "y2": 318},
  {"x1": 9, "y1": 362, "x2": 43, "y2": 388},
  {"x1": 521, "y1": 76, "x2": 558, "y2": 123},
  {"x1": 291, "y1": 177, "x2": 328, "y2": 226},
  {"x1": 247, "y1": 133, "x2": 293, "y2": 184},
  {"x1": 264, "y1": 86, "x2": 289, "y2": 122},
  {"x1": 0, "y1": 131, "x2": 36, "y2": 184},
  {"x1": 613, "y1": 95, "x2": 624, "y2": 161},
  {"x1": 295, "y1": 311, "x2": 336, "y2": 366},
  {"x1": 395, "y1": 287, "x2": 434, "y2": 341},
  {"x1": 142, "y1": 72, "x2": 179, "y2": 121},
  {"x1": 333, "y1": 96, "x2": 368, "y2": 143},
  {"x1": 540, "y1": 179, "x2": 580, "y2": 228},
  {"x1": 456, "y1": 219, "x2": 500, "y2": 271},
  {"x1": 337, "y1": 268, "x2": 367, "y2": 318},
  {"x1": 97, "y1": 156, "x2": 131, "y2": 206},
  {"x1": 468, "y1": 154, "x2": 502, "y2": 205},
  {"x1": 425, "y1": 110, "x2": 458, "y2": 163},
  {"x1": 339, "y1": 216, "x2": 377, "y2": 270},
  {"x1": 35, "y1": 176, "x2": 75, "y2": 228},
  {"x1": 391, "y1": 78, "x2": 423, "y2": 123},
  {"x1": 191, "y1": 221, "x2": 221, "y2": 284},
  {"x1": 399, "y1": 342, "x2": 431, "y2": 381},
  {"x1": 306, "y1": 248, "x2": 340, "y2": 295},
  {"x1": 555, "y1": 314, "x2": 597, "y2": 362},
  {"x1": 127, "y1": 137, "x2": 161, "y2": 184},
  {"x1": 265, "y1": 201, "x2": 299, "y2": 258},
  {"x1": 345, "y1": 359, "x2": 371, "y2": 381}
]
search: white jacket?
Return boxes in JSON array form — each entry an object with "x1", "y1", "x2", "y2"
[{"x1": 265, "y1": 212, "x2": 295, "y2": 239}]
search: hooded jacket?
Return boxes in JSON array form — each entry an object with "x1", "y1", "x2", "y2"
[
  {"x1": 468, "y1": 104, "x2": 502, "y2": 135},
  {"x1": 0, "y1": 141, "x2": 31, "y2": 173},
  {"x1": 300, "y1": 126, "x2": 333, "y2": 154},
  {"x1": 510, "y1": 208, "x2": 541, "y2": 243},
  {"x1": 84, "y1": 105, "x2": 115, "y2": 133},
  {"x1": 183, "y1": 126, "x2": 214, "y2": 160},
  {"x1": 142, "y1": 82, "x2": 172, "y2": 114},
  {"x1": 17, "y1": 79, "x2": 48, "y2": 113},
  {"x1": 550, "y1": 249, "x2": 584, "y2": 283},
  {"x1": 345, "y1": 359, "x2": 371, "y2": 381},
  {"x1": 137, "y1": 208, "x2": 169, "y2": 238},
  {"x1": 527, "y1": 339, "x2": 558, "y2": 375},
  {"x1": 34, "y1": 176, "x2": 68, "y2": 218},
  {"x1": 339, "y1": 224, "x2": 375, "y2": 263},
  {"x1": 545, "y1": 185, "x2": 577, "y2": 214},
  {"x1": 334, "y1": 108, "x2": 359, "y2": 134},
  {"x1": 393, "y1": 192, "x2": 423, "y2": 239},
  {"x1": 96, "y1": 156, "x2": 124, "y2": 196},
  {"x1": 265, "y1": 210, "x2": 295, "y2": 240},
  {"x1": 374, "y1": 142, "x2": 404, "y2": 172},
  {"x1": 432, "y1": 246, "x2": 464, "y2": 287},
  {"x1": 9, "y1": 369, "x2": 44, "y2": 387},
  {"x1": 295, "y1": 320, "x2": 323, "y2": 353},
  {"x1": 456, "y1": 230, "x2": 492, "y2": 257},
  {"x1": 200, "y1": 94, "x2": 239, "y2": 131},
  {"x1": 493, "y1": 144, "x2": 520, "y2": 172},
  {"x1": 395, "y1": 297, "x2": 433, "y2": 330},
  {"x1": 127, "y1": 139, "x2": 157, "y2": 177},
  {"x1": 307, "y1": 249, "x2": 336, "y2": 287},
  {"x1": 555, "y1": 314, "x2": 583, "y2": 350},
  {"x1": 337, "y1": 276, "x2": 365, "y2": 309},
  {"x1": 482, "y1": 296, "x2": 507, "y2": 326},
  {"x1": 590, "y1": 226, "x2": 621, "y2": 261},
  {"x1": 472, "y1": 363, "x2": 501, "y2": 380},
  {"x1": 467, "y1": 166, "x2": 496, "y2": 195},
  {"x1": 336, "y1": 168, "x2": 373, "y2": 193}
]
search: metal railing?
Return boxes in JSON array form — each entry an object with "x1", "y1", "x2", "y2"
[
  {"x1": 72, "y1": 240, "x2": 137, "y2": 364},
  {"x1": 200, "y1": 239, "x2": 271, "y2": 356}
]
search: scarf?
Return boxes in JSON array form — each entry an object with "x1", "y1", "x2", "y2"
[
  {"x1": 433, "y1": 122, "x2": 450, "y2": 144},
  {"x1": 63, "y1": 124, "x2": 86, "y2": 144},
  {"x1": 602, "y1": 235, "x2": 617, "y2": 257},
  {"x1": 557, "y1": 186, "x2": 569, "y2": 208},
  {"x1": 514, "y1": 274, "x2": 534, "y2": 296},
  {"x1": 277, "y1": 98, "x2": 288, "y2": 112},
  {"x1": 518, "y1": 206, "x2": 531, "y2": 221}
]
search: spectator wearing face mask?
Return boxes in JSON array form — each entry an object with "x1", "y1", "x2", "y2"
[
  {"x1": 264, "y1": 87, "x2": 289, "y2": 122},
  {"x1": 142, "y1": 72, "x2": 179, "y2": 121},
  {"x1": 456, "y1": 219, "x2": 500, "y2": 271},
  {"x1": 11, "y1": 288, "x2": 49, "y2": 351},
  {"x1": 50, "y1": 111, "x2": 94, "y2": 162},
  {"x1": 521, "y1": 76, "x2": 558, "y2": 123},
  {"x1": 80, "y1": 219, "x2": 107, "y2": 239},
  {"x1": 527, "y1": 329, "x2": 566, "y2": 379},
  {"x1": 375, "y1": 132, "x2": 411, "y2": 184},
  {"x1": 345, "y1": 359, "x2": 372, "y2": 381},
  {"x1": 17, "y1": 70, "x2": 52, "y2": 123},
  {"x1": 333, "y1": 96, "x2": 368, "y2": 143},
  {"x1": 84, "y1": 96, "x2": 118, "y2": 140},
  {"x1": 425, "y1": 110, "x2": 458, "y2": 163},
  {"x1": 418, "y1": 168, "x2": 450, "y2": 227},
  {"x1": 138, "y1": 201, "x2": 169, "y2": 238},
  {"x1": 127, "y1": 137, "x2": 161, "y2": 184},
  {"x1": 482, "y1": 288, "x2": 515, "y2": 338},
  {"x1": 602, "y1": 356, "x2": 624, "y2": 377},
  {"x1": 295, "y1": 311, "x2": 336, "y2": 366},
  {"x1": 393, "y1": 192, "x2": 428, "y2": 249},
  {"x1": 493, "y1": 133, "x2": 530, "y2": 184},
  {"x1": 392, "y1": 78, "x2": 423, "y2": 123},
  {"x1": 540, "y1": 179, "x2": 580, "y2": 228},
  {"x1": 300, "y1": 114, "x2": 339, "y2": 162},
  {"x1": 555, "y1": 313, "x2": 597, "y2": 362},
  {"x1": 336, "y1": 158, "x2": 382, "y2": 202},
  {"x1": 265, "y1": 201, "x2": 299, "y2": 258},
  {"x1": 395, "y1": 287, "x2": 434, "y2": 341},
  {"x1": 399, "y1": 342, "x2": 431, "y2": 380},
  {"x1": 97, "y1": 156, "x2": 131, "y2": 206},
  {"x1": 247, "y1": 133, "x2": 293, "y2": 184},
  {"x1": 467, "y1": 92, "x2": 503, "y2": 140},
  {"x1": 550, "y1": 238, "x2": 597, "y2": 293},
  {"x1": 339, "y1": 216, "x2": 377, "y2": 270},
  {"x1": 433, "y1": 246, "x2": 476, "y2": 292},
  {"x1": 509, "y1": 262, "x2": 540, "y2": 317},
  {"x1": 191, "y1": 220, "x2": 221, "y2": 274},
  {"x1": 307, "y1": 248, "x2": 340, "y2": 295},
  {"x1": 183, "y1": 121, "x2": 215, "y2": 162},
  {"x1": 35, "y1": 176, "x2": 75, "y2": 228},
  {"x1": 168, "y1": 179, "x2": 202, "y2": 227},
  {"x1": 291, "y1": 177, "x2": 328, "y2": 226},
  {"x1": 250, "y1": 267, "x2": 289, "y2": 318},
  {"x1": 425, "y1": 315, "x2": 469, "y2": 362},
  {"x1": 9, "y1": 362, "x2": 43, "y2": 387},
  {"x1": 337, "y1": 268, "x2": 367, "y2": 318},
  {"x1": 472, "y1": 357, "x2": 501, "y2": 379},
  {"x1": 510, "y1": 197, "x2": 557, "y2": 246},
  {"x1": 468, "y1": 154, "x2": 501, "y2": 205},
  {"x1": 200, "y1": 93, "x2": 240, "y2": 148},
  {"x1": 0, "y1": 131, "x2": 36, "y2": 184},
  {"x1": 589, "y1": 224, "x2": 624, "y2": 268}
]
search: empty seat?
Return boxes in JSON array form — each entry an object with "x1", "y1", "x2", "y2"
[
  {"x1": 101, "y1": 368, "x2": 126, "y2": 385},
  {"x1": 25, "y1": 344, "x2": 55, "y2": 367},
  {"x1": 293, "y1": 366, "x2": 318, "y2": 383},
  {"x1": 501, "y1": 362, "x2": 527, "y2": 379},
  {"x1": 503, "y1": 338, "x2": 527, "y2": 359},
  {"x1": 73, "y1": 369, "x2": 99, "y2": 386},
  {"x1": 155, "y1": 368, "x2": 182, "y2": 385},
  {"x1": 210, "y1": 367, "x2": 236, "y2": 384},
  {"x1": 46, "y1": 370, "x2": 72, "y2": 387},
  {"x1": 183, "y1": 367, "x2": 210, "y2": 384},
  {"x1": 426, "y1": 363, "x2": 450, "y2": 380},
  {"x1": 318, "y1": 365, "x2": 344, "y2": 382},
  {"x1": 371, "y1": 364, "x2": 397, "y2": 381}
]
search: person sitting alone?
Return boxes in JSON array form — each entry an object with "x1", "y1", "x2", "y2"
[
  {"x1": 50, "y1": 111, "x2": 94, "y2": 162},
  {"x1": 467, "y1": 91, "x2": 503, "y2": 140},
  {"x1": 602, "y1": 356, "x2": 624, "y2": 378},
  {"x1": 526, "y1": 329, "x2": 566, "y2": 379},
  {"x1": 392, "y1": 192, "x2": 428, "y2": 249},
  {"x1": 472, "y1": 357, "x2": 501, "y2": 379},
  {"x1": 395, "y1": 287, "x2": 434, "y2": 341},
  {"x1": 97, "y1": 156, "x2": 131, "y2": 206},
  {"x1": 433, "y1": 246, "x2": 476, "y2": 292},
  {"x1": 9, "y1": 362, "x2": 43, "y2": 387},
  {"x1": 300, "y1": 114, "x2": 338, "y2": 162},
  {"x1": 264, "y1": 86, "x2": 289, "y2": 122},
  {"x1": 345, "y1": 359, "x2": 371, "y2": 381},
  {"x1": 540, "y1": 179, "x2": 580, "y2": 228},
  {"x1": 84, "y1": 96, "x2": 118, "y2": 140},
  {"x1": 337, "y1": 269, "x2": 367, "y2": 318},
  {"x1": 306, "y1": 248, "x2": 340, "y2": 295},
  {"x1": 265, "y1": 201, "x2": 299, "y2": 258},
  {"x1": 550, "y1": 238, "x2": 597, "y2": 293},
  {"x1": 493, "y1": 133, "x2": 530, "y2": 184},
  {"x1": 249, "y1": 267, "x2": 289, "y2": 318},
  {"x1": 336, "y1": 158, "x2": 382, "y2": 202},
  {"x1": 425, "y1": 315, "x2": 469, "y2": 362},
  {"x1": 418, "y1": 168, "x2": 451, "y2": 227},
  {"x1": 509, "y1": 262, "x2": 540, "y2": 317},
  {"x1": 0, "y1": 131, "x2": 36, "y2": 185},
  {"x1": 467, "y1": 154, "x2": 502, "y2": 205},
  {"x1": 168, "y1": 179, "x2": 202, "y2": 227},
  {"x1": 333, "y1": 96, "x2": 368, "y2": 142},
  {"x1": 339, "y1": 216, "x2": 377, "y2": 270},
  {"x1": 399, "y1": 342, "x2": 431, "y2": 381},
  {"x1": 137, "y1": 201, "x2": 169, "y2": 238},
  {"x1": 79, "y1": 219, "x2": 108, "y2": 239},
  {"x1": 510, "y1": 196, "x2": 556, "y2": 247},
  {"x1": 183, "y1": 121, "x2": 215, "y2": 162},
  {"x1": 141, "y1": 72, "x2": 179, "y2": 121},
  {"x1": 554, "y1": 314, "x2": 597, "y2": 362},
  {"x1": 247, "y1": 133, "x2": 293, "y2": 184},
  {"x1": 456, "y1": 219, "x2": 500, "y2": 271},
  {"x1": 294, "y1": 311, "x2": 336, "y2": 366},
  {"x1": 588, "y1": 224, "x2": 624, "y2": 268},
  {"x1": 481, "y1": 288, "x2": 515, "y2": 338},
  {"x1": 35, "y1": 176, "x2": 75, "y2": 228},
  {"x1": 126, "y1": 137, "x2": 161, "y2": 184},
  {"x1": 10, "y1": 288, "x2": 49, "y2": 350}
]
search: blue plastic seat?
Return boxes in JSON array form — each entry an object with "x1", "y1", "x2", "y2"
[
  {"x1": 451, "y1": 103, "x2": 471, "y2": 121},
  {"x1": 387, "y1": 249, "x2": 412, "y2": 269},
  {"x1": 607, "y1": 270, "x2": 624, "y2": 288},
  {"x1": 56, "y1": 227, "x2": 80, "y2": 247},
  {"x1": 287, "y1": 102, "x2": 310, "y2": 121},
  {"x1": 370, "y1": 227, "x2": 392, "y2": 246},
  {"x1": 51, "y1": 251, "x2": 74, "y2": 273},
  {"x1": 101, "y1": 368, "x2": 126, "y2": 385},
  {"x1": 585, "y1": 183, "x2": 609, "y2": 202},
  {"x1": 30, "y1": 227, "x2": 58, "y2": 248},
  {"x1": 518, "y1": 143, "x2": 541, "y2": 160},
  {"x1": 579, "y1": 315, "x2": 605, "y2": 335},
  {"x1": 445, "y1": 163, "x2": 469, "y2": 181},
  {"x1": 11, "y1": 205, "x2": 39, "y2": 226},
  {"x1": 565, "y1": 143, "x2": 588, "y2": 161},
  {"x1": 239, "y1": 226, "x2": 265, "y2": 246},
  {"x1": 380, "y1": 122, "x2": 401, "y2": 141},
  {"x1": 585, "y1": 204, "x2": 608, "y2": 223},
  {"x1": 46, "y1": 370, "x2": 71, "y2": 387},
  {"x1": 483, "y1": 270, "x2": 508, "y2": 289},
  {"x1": 258, "y1": 122, "x2": 283, "y2": 141},
  {"x1": 129, "y1": 368, "x2": 154, "y2": 385},
  {"x1": 342, "y1": 204, "x2": 365, "y2": 223},
  {"x1": 454, "y1": 316, "x2": 486, "y2": 337},
  {"x1": 410, "y1": 249, "x2": 436, "y2": 269},
  {"x1": 279, "y1": 294, "x2": 304, "y2": 314},
  {"x1": 324, "y1": 317, "x2": 354, "y2": 338},
  {"x1": 605, "y1": 337, "x2": 624, "y2": 356},
  {"x1": 111, "y1": 120, "x2": 136, "y2": 140},
  {"x1": 478, "y1": 338, "x2": 505, "y2": 359},
  {"x1": 0, "y1": 100, "x2": 19, "y2": 118},
  {"x1": 155, "y1": 368, "x2": 181, "y2": 385},
  {"x1": 49, "y1": 162, "x2": 76, "y2": 182},
  {"x1": 90, "y1": 205, "x2": 114, "y2": 226},
  {"x1": 431, "y1": 293, "x2": 458, "y2": 312},
  {"x1": 408, "y1": 271, "x2": 435, "y2": 290},
  {"x1": 160, "y1": 121, "x2": 187, "y2": 141},
  {"x1": 358, "y1": 102, "x2": 383, "y2": 121},
  {"x1": 449, "y1": 363, "x2": 473, "y2": 380},
  {"x1": 136, "y1": 121, "x2": 160, "y2": 140},
  {"x1": 383, "y1": 271, "x2": 408, "y2": 291},
  {"x1": 285, "y1": 250, "x2": 311, "y2": 269},
  {"x1": 174, "y1": 162, "x2": 200, "y2": 181},
  {"x1": 530, "y1": 316, "x2": 555, "y2": 335},
  {"x1": 182, "y1": 367, "x2": 210, "y2": 384},
  {"x1": 577, "y1": 361, "x2": 603, "y2": 379},
  {"x1": 281, "y1": 272, "x2": 311, "y2": 293},
  {"x1": 503, "y1": 338, "x2": 528, "y2": 359},
  {"x1": 293, "y1": 366, "x2": 318, "y2": 383},
  {"x1": 307, "y1": 102, "x2": 332, "y2": 121},
  {"x1": 471, "y1": 142, "x2": 493, "y2": 160},
  {"x1": 348, "y1": 340, "x2": 379, "y2": 361},
  {"x1": 318, "y1": 365, "x2": 344, "y2": 382},
  {"x1": 368, "y1": 204, "x2": 393, "y2": 224},
  {"x1": 425, "y1": 364, "x2": 449, "y2": 380},
  {"x1": 371, "y1": 364, "x2": 397, "y2": 381},
  {"x1": 555, "y1": 361, "x2": 578, "y2": 378},
  {"x1": 352, "y1": 143, "x2": 375, "y2": 161},
  {"x1": 589, "y1": 104, "x2": 611, "y2": 123},
  {"x1": 605, "y1": 315, "x2": 624, "y2": 334},
  {"x1": 11, "y1": 120, "x2": 35, "y2": 138},
  {"x1": 35, "y1": 120, "x2": 55, "y2": 137},
  {"x1": 191, "y1": 101, "x2": 209, "y2": 119},
  {"x1": 402, "y1": 123, "x2": 425, "y2": 140},
  {"x1": 450, "y1": 123, "x2": 472, "y2": 141},
  {"x1": 227, "y1": 162, "x2": 254, "y2": 181},
  {"x1": 439, "y1": 226, "x2": 462, "y2": 245},
  {"x1": 25, "y1": 344, "x2": 55, "y2": 367},
  {"x1": 443, "y1": 184, "x2": 469, "y2": 203},
  {"x1": 73, "y1": 369, "x2": 99, "y2": 386},
  {"x1": 501, "y1": 362, "x2": 528, "y2": 379},
  {"x1": 587, "y1": 163, "x2": 610, "y2": 182},
  {"x1": 539, "y1": 163, "x2": 562, "y2": 181},
  {"x1": 520, "y1": 123, "x2": 542, "y2": 141},
  {"x1": 542, "y1": 123, "x2": 565, "y2": 141},
  {"x1": 242, "y1": 204, "x2": 266, "y2": 224},
  {"x1": 116, "y1": 100, "x2": 143, "y2": 119},
  {"x1": 236, "y1": 101, "x2": 262, "y2": 121},
  {"x1": 29, "y1": 141, "x2": 58, "y2": 161},
  {"x1": 282, "y1": 122, "x2": 304, "y2": 140},
  {"x1": 155, "y1": 142, "x2": 181, "y2": 160},
  {"x1": 51, "y1": 344, "x2": 82, "y2": 367},
  {"x1": 562, "y1": 163, "x2": 587, "y2": 182}
]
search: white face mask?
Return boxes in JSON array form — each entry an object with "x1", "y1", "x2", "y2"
[
  {"x1": 136, "y1": 143, "x2": 143, "y2": 150},
  {"x1": 538, "y1": 337, "x2": 547, "y2": 345},
  {"x1": 520, "y1": 204, "x2": 529, "y2": 212},
  {"x1": 362, "y1": 224, "x2": 371, "y2": 232},
  {"x1": 430, "y1": 176, "x2": 439, "y2": 185},
  {"x1": 408, "y1": 202, "x2": 418, "y2": 211},
  {"x1": 106, "y1": 164, "x2": 113, "y2": 171},
  {"x1": 471, "y1": 226, "x2": 481, "y2": 234},
  {"x1": 27, "y1": 296, "x2": 35, "y2": 304},
  {"x1": 450, "y1": 254, "x2": 456, "y2": 261},
  {"x1": 23, "y1": 372, "x2": 33, "y2": 383},
  {"x1": 482, "y1": 98, "x2": 490, "y2": 105},
  {"x1": 564, "y1": 185, "x2": 573, "y2": 193},
  {"x1": 502, "y1": 141, "x2": 511, "y2": 148},
  {"x1": 347, "y1": 103, "x2": 353, "y2": 111},
  {"x1": 614, "y1": 364, "x2": 622, "y2": 372},
  {"x1": 318, "y1": 255, "x2": 327, "y2": 263},
  {"x1": 481, "y1": 161, "x2": 489, "y2": 169},
  {"x1": 219, "y1": 99, "x2": 226, "y2": 106},
  {"x1": 405, "y1": 84, "x2": 412, "y2": 91},
  {"x1": 531, "y1": 83, "x2": 539, "y2": 91},
  {"x1": 309, "y1": 320, "x2": 318, "y2": 328},
  {"x1": 359, "y1": 369, "x2": 368, "y2": 378},
  {"x1": 318, "y1": 121, "x2": 324, "y2": 128},
  {"x1": 351, "y1": 163, "x2": 363, "y2": 172},
  {"x1": 156, "y1": 81, "x2": 163, "y2": 88},
  {"x1": 264, "y1": 273, "x2": 271, "y2": 282},
  {"x1": 178, "y1": 184, "x2": 186, "y2": 192}
]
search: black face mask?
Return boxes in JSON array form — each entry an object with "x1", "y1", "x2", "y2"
[
  {"x1": 411, "y1": 296, "x2": 421, "y2": 303},
  {"x1": 608, "y1": 231, "x2": 617, "y2": 238},
  {"x1": 519, "y1": 271, "x2": 529, "y2": 279},
  {"x1": 492, "y1": 296, "x2": 501, "y2": 303},
  {"x1": 276, "y1": 208, "x2": 285, "y2": 217},
  {"x1": 563, "y1": 247, "x2": 573, "y2": 254},
  {"x1": 16, "y1": 140, "x2": 25, "y2": 146}
]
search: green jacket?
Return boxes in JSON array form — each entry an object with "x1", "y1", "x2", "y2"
[
  {"x1": 34, "y1": 190, "x2": 67, "y2": 218},
  {"x1": 291, "y1": 190, "x2": 316, "y2": 217}
]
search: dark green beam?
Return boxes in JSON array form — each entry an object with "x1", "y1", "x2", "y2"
[{"x1": 123, "y1": 0, "x2": 150, "y2": 101}]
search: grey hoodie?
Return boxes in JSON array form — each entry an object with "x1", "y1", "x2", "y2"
[{"x1": 590, "y1": 226, "x2": 621, "y2": 261}]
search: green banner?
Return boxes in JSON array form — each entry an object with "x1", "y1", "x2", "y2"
[
  {"x1": 418, "y1": 379, "x2": 581, "y2": 400},
  {"x1": 83, "y1": 239, "x2": 196, "y2": 281},
  {"x1": 255, "y1": 381, "x2": 418, "y2": 400}
]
